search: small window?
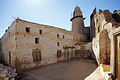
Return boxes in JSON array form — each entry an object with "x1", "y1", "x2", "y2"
[
  {"x1": 57, "y1": 42, "x2": 60, "y2": 46},
  {"x1": 98, "y1": 26, "x2": 100, "y2": 33},
  {"x1": 26, "y1": 27, "x2": 30, "y2": 32},
  {"x1": 8, "y1": 32, "x2": 10, "y2": 37},
  {"x1": 96, "y1": 19, "x2": 98, "y2": 22},
  {"x1": 63, "y1": 35, "x2": 64, "y2": 38},
  {"x1": 57, "y1": 50, "x2": 61, "y2": 58},
  {"x1": 57, "y1": 34, "x2": 59, "y2": 38},
  {"x1": 39, "y1": 29, "x2": 42, "y2": 34},
  {"x1": 35, "y1": 38, "x2": 39, "y2": 44}
]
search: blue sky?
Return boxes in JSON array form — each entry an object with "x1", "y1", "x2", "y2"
[{"x1": 0, "y1": 0, "x2": 120, "y2": 38}]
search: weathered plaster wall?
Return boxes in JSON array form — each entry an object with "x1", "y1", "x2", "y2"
[
  {"x1": 0, "y1": 20, "x2": 17, "y2": 67},
  {"x1": 75, "y1": 42, "x2": 94, "y2": 59},
  {"x1": 13, "y1": 19, "x2": 87, "y2": 71},
  {"x1": 91, "y1": 9, "x2": 120, "y2": 65},
  {"x1": 109, "y1": 27, "x2": 120, "y2": 77}
]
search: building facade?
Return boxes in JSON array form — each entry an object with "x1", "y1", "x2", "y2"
[{"x1": 0, "y1": 6, "x2": 94, "y2": 72}]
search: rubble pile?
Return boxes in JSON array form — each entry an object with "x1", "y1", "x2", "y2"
[{"x1": 0, "y1": 64, "x2": 17, "y2": 80}]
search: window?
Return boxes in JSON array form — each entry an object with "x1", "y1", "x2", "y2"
[
  {"x1": 57, "y1": 50, "x2": 61, "y2": 58},
  {"x1": 32, "y1": 49, "x2": 41, "y2": 62},
  {"x1": 39, "y1": 29, "x2": 42, "y2": 34},
  {"x1": 96, "y1": 19, "x2": 98, "y2": 23},
  {"x1": 8, "y1": 32, "x2": 10, "y2": 37},
  {"x1": 98, "y1": 26, "x2": 100, "y2": 33},
  {"x1": 57, "y1": 42, "x2": 60, "y2": 46},
  {"x1": 35, "y1": 38, "x2": 39, "y2": 44},
  {"x1": 26, "y1": 27, "x2": 30, "y2": 32},
  {"x1": 63, "y1": 35, "x2": 64, "y2": 38},
  {"x1": 57, "y1": 34, "x2": 59, "y2": 38}
]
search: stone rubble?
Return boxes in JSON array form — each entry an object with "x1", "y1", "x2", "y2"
[{"x1": 0, "y1": 64, "x2": 17, "y2": 80}]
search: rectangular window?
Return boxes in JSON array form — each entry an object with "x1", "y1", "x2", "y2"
[
  {"x1": 26, "y1": 27, "x2": 30, "y2": 32},
  {"x1": 98, "y1": 26, "x2": 100, "y2": 33},
  {"x1": 35, "y1": 38, "x2": 39, "y2": 44},
  {"x1": 63, "y1": 35, "x2": 64, "y2": 38},
  {"x1": 39, "y1": 29, "x2": 42, "y2": 34},
  {"x1": 57, "y1": 50, "x2": 61, "y2": 58},
  {"x1": 57, "y1": 42, "x2": 60, "y2": 46},
  {"x1": 57, "y1": 34, "x2": 59, "y2": 38},
  {"x1": 32, "y1": 49, "x2": 41, "y2": 62}
]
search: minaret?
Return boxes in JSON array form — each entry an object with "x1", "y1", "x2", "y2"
[{"x1": 70, "y1": 6, "x2": 85, "y2": 34}]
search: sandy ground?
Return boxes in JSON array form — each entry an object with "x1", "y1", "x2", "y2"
[{"x1": 23, "y1": 59, "x2": 97, "y2": 80}]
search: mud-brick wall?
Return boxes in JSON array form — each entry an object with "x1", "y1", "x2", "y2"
[
  {"x1": 92, "y1": 29, "x2": 111, "y2": 65},
  {"x1": 0, "y1": 20, "x2": 17, "y2": 67},
  {"x1": 14, "y1": 20, "x2": 87, "y2": 72},
  {"x1": 75, "y1": 42, "x2": 94, "y2": 59}
]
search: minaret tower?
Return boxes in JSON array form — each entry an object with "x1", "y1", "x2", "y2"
[{"x1": 70, "y1": 6, "x2": 85, "y2": 34}]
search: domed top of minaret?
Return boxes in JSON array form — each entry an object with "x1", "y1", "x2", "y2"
[{"x1": 73, "y1": 5, "x2": 82, "y2": 17}]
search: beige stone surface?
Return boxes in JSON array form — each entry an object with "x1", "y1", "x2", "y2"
[
  {"x1": 1, "y1": 19, "x2": 88, "y2": 72},
  {"x1": 85, "y1": 66, "x2": 104, "y2": 80}
]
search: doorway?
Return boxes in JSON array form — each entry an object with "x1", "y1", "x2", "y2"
[
  {"x1": 114, "y1": 34, "x2": 120, "y2": 80},
  {"x1": 9, "y1": 51, "x2": 11, "y2": 65}
]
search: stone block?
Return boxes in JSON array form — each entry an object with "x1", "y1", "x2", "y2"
[
  {"x1": 4, "y1": 77, "x2": 9, "y2": 80},
  {"x1": 0, "y1": 73, "x2": 7, "y2": 77}
]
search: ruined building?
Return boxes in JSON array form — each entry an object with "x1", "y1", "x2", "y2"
[
  {"x1": 0, "y1": 5, "x2": 120, "y2": 80},
  {"x1": 90, "y1": 8, "x2": 120, "y2": 79},
  {"x1": 0, "y1": 6, "x2": 92, "y2": 72}
]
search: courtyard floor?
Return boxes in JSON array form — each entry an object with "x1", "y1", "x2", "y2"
[{"x1": 23, "y1": 59, "x2": 97, "y2": 80}]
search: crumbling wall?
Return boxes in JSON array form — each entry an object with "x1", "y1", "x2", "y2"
[
  {"x1": 91, "y1": 9, "x2": 119, "y2": 65},
  {"x1": 92, "y1": 29, "x2": 111, "y2": 65},
  {"x1": 0, "y1": 64, "x2": 17, "y2": 80},
  {"x1": 14, "y1": 19, "x2": 87, "y2": 72},
  {"x1": 0, "y1": 20, "x2": 17, "y2": 67},
  {"x1": 90, "y1": 8, "x2": 96, "y2": 41},
  {"x1": 99, "y1": 29, "x2": 110, "y2": 64},
  {"x1": 74, "y1": 42, "x2": 94, "y2": 59}
]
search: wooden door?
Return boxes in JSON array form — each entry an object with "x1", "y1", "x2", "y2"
[{"x1": 114, "y1": 35, "x2": 120, "y2": 80}]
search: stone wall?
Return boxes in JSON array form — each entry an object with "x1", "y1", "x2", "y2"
[
  {"x1": 91, "y1": 9, "x2": 120, "y2": 65},
  {"x1": 1, "y1": 19, "x2": 88, "y2": 72},
  {"x1": 109, "y1": 27, "x2": 120, "y2": 78},
  {"x1": 0, "y1": 64, "x2": 17, "y2": 80},
  {"x1": 74, "y1": 42, "x2": 95, "y2": 59},
  {"x1": 0, "y1": 20, "x2": 17, "y2": 67}
]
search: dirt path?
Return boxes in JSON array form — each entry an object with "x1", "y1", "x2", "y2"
[{"x1": 23, "y1": 59, "x2": 97, "y2": 80}]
